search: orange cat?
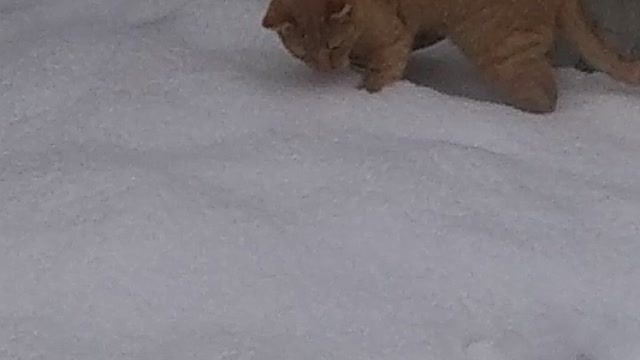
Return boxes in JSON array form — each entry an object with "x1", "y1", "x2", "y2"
[{"x1": 262, "y1": 0, "x2": 640, "y2": 113}]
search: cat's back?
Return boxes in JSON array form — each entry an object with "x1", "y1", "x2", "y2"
[{"x1": 399, "y1": 0, "x2": 556, "y2": 29}]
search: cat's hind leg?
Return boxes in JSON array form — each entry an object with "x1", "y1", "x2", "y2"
[{"x1": 450, "y1": 20, "x2": 558, "y2": 113}]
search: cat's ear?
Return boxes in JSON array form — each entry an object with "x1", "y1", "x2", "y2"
[
  {"x1": 262, "y1": 0, "x2": 290, "y2": 30},
  {"x1": 326, "y1": 0, "x2": 353, "y2": 22}
]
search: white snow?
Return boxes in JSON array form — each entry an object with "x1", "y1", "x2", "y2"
[{"x1": 1, "y1": 0, "x2": 640, "y2": 359}]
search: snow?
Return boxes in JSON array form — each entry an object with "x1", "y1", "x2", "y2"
[{"x1": 1, "y1": 0, "x2": 640, "y2": 359}]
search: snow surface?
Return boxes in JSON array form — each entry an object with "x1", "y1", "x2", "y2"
[{"x1": 1, "y1": 0, "x2": 640, "y2": 359}]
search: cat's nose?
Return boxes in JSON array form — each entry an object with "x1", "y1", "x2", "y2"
[{"x1": 332, "y1": 56, "x2": 349, "y2": 70}]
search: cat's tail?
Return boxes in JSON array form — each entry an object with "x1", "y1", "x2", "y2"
[{"x1": 559, "y1": 0, "x2": 640, "y2": 85}]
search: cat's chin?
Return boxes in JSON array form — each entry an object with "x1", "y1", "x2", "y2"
[
  {"x1": 335, "y1": 57, "x2": 351, "y2": 70},
  {"x1": 348, "y1": 62, "x2": 366, "y2": 74}
]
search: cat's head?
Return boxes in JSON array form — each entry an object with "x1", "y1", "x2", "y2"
[{"x1": 262, "y1": 0, "x2": 360, "y2": 72}]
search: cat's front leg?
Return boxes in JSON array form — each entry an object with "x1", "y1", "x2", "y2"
[{"x1": 358, "y1": 35, "x2": 412, "y2": 93}]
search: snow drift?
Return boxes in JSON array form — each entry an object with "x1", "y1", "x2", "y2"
[{"x1": 1, "y1": 1, "x2": 639, "y2": 359}]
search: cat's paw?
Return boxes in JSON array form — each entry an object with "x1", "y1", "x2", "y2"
[
  {"x1": 356, "y1": 80, "x2": 383, "y2": 93},
  {"x1": 507, "y1": 73, "x2": 558, "y2": 113},
  {"x1": 358, "y1": 73, "x2": 396, "y2": 93}
]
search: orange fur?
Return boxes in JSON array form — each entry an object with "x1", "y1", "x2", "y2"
[{"x1": 262, "y1": 0, "x2": 640, "y2": 113}]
